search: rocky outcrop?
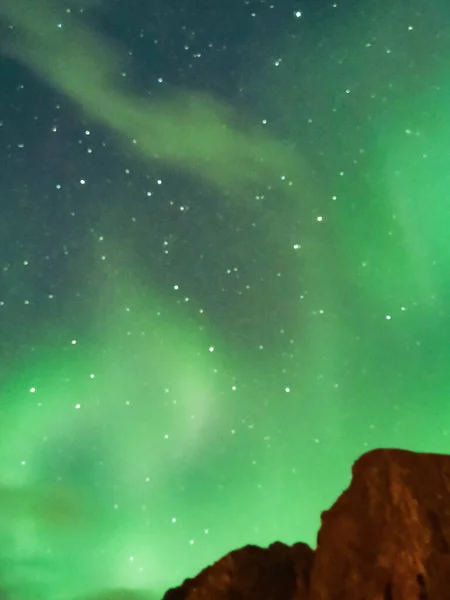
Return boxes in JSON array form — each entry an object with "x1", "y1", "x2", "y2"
[
  {"x1": 162, "y1": 541, "x2": 313, "y2": 600},
  {"x1": 162, "y1": 448, "x2": 450, "y2": 600}
]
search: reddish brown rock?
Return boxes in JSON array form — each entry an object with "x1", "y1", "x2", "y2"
[
  {"x1": 162, "y1": 541, "x2": 314, "y2": 600},
  {"x1": 163, "y1": 448, "x2": 450, "y2": 600},
  {"x1": 309, "y1": 448, "x2": 450, "y2": 600}
]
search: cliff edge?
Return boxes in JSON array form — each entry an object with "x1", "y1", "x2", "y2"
[{"x1": 162, "y1": 448, "x2": 450, "y2": 600}]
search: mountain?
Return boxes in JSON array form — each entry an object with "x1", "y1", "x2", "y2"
[{"x1": 162, "y1": 448, "x2": 450, "y2": 600}]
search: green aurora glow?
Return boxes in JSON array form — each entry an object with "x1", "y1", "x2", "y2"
[{"x1": 1, "y1": 1, "x2": 450, "y2": 599}]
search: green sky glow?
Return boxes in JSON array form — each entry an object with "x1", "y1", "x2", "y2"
[{"x1": 1, "y1": 1, "x2": 450, "y2": 599}]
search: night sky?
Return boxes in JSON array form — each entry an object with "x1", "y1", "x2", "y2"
[{"x1": 1, "y1": 0, "x2": 450, "y2": 598}]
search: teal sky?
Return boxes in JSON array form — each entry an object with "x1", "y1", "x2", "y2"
[{"x1": 1, "y1": 0, "x2": 450, "y2": 599}]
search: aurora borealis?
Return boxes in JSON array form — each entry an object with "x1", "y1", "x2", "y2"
[{"x1": 1, "y1": 0, "x2": 450, "y2": 598}]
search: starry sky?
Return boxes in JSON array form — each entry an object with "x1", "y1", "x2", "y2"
[{"x1": 1, "y1": 0, "x2": 450, "y2": 598}]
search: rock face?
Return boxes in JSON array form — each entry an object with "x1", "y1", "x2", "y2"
[
  {"x1": 162, "y1": 448, "x2": 450, "y2": 600},
  {"x1": 163, "y1": 541, "x2": 313, "y2": 600}
]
